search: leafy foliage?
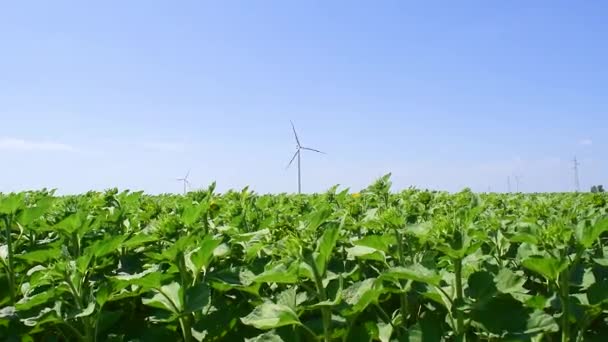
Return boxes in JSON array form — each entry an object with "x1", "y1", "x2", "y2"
[{"x1": 1, "y1": 176, "x2": 608, "y2": 341}]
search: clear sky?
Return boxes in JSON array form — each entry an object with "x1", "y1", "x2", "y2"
[{"x1": 1, "y1": 1, "x2": 606, "y2": 194}]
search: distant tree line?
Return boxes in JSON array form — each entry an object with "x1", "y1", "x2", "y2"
[{"x1": 591, "y1": 185, "x2": 605, "y2": 193}]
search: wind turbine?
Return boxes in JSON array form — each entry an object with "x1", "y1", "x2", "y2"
[
  {"x1": 514, "y1": 175, "x2": 522, "y2": 192},
  {"x1": 286, "y1": 121, "x2": 325, "y2": 194},
  {"x1": 176, "y1": 170, "x2": 191, "y2": 195}
]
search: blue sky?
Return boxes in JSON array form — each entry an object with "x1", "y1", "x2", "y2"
[{"x1": 1, "y1": 1, "x2": 606, "y2": 194}]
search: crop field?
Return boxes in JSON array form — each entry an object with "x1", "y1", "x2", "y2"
[{"x1": 1, "y1": 175, "x2": 608, "y2": 341}]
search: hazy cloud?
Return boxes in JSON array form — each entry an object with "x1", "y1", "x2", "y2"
[
  {"x1": 579, "y1": 139, "x2": 593, "y2": 146},
  {"x1": 0, "y1": 138, "x2": 75, "y2": 151}
]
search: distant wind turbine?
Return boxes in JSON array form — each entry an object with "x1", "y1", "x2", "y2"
[
  {"x1": 513, "y1": 174, "x2": 523, "y2": 192},
  {"x1": 176, "y1": 170, "x2": 191, "y2": 195},
  {"x1": 286, "y1": 121, "x2": 325, "y2": 194}
]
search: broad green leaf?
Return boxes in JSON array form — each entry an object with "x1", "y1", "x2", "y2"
[
  {"x1": 208, "y1": 267, "x2": 261, "y2": 295},
  {"x1": 17, "y1": 197, "x2": 54, "y2": 225},
  {"x1": 352, "y1": 234, "x2": 395, "y2": 253},
  {"x1": 15, "y1": 248, "x2": 61, "y2": 263},
  {"x1": 361, "y1": 208, "x2": 379, "y2": 222},
  {"x1": 381, "y1": 207, "x2": 404, "y2": 228},
  {"x1": 576, "y1": 217, "x2": 608, "y2": 248},
  {"x1": 298, "y1": 261, "x2": 314, "y2": 280},
  {"x1": 406, "y1": 312, "x2": 443, "y2": 342},
  {"x1": 509, "y1": 222, "x2": 541, "y2": 245},
  {"x1": 508, "y1": 232, "x2": 539, "y2": 245},
  {"x1": 276, "y1": 287, "x2": 297, "y2": 310},
  {"x1": 0, "y1": 193, "x2": 24, "y2": 215},
  {"x1": 522, "y1": 256, "x2": 567, "y2": 281},
  {"x1": 467, "y1": 271, "x2": 497, "y2": 301},
  {"x1": 377, "y1": 321, "x2": 392, "y2": 342},
  {"x1": 184, "y1": 282, "x2": 210, "y2": 313},
  {"x1": 113, "y1": 266, "x2": 170, "y2": 289},
  {"x1": 495, "y1": 268, "x2": 527, "y2": 294},
  {"x1": 470, "y1": 295, "x2": 529, "y2": 335},
  {"x1": 348, "y1": 320, "x2": 376, "y2": 342},
  {"x1": 253, "y1": 263, "x2": 298, "y2": 284},
  {"x1": 0, "y1": 306, "x2": 15, "y2": 319},
  {"x1": 71, "y1": 301, "x2": 95, "y2": 319},
  {"x1": 519, "y1": 310, "x2": 559, "y2": 336},
  {"x1": 314, "y1": 222, "x2": 341, "y2": 275},
  {"x1": 342, "y1": 278, "x2": 381, "y2": 315},
  {"x1": 76, "y1": 252, "x2": 93, "y2": 273},
  {"x1": 240, "y1": 303, "x2": 301, "y2": 330},
  {"x1": 346, "y1": 245, "x2": 385, "y2": 262},
  {"x1": 305, "y1": 206, "x2": 332, "y2": 232},
  {"x1": 54, "y1": 213, "x2": 83, "y2": 234},
  {"x1": 192, "y1": 328, "x2": 208, "y2": 342},
  {"x1": 161, "y1": 235, "x2": 195, "y2": 261},
  {"x1": 587, "y1": 280, "x2": 608, "y2": 305},
  {"x1": 16, "y1": 289, "x2": 57, "y2": 311},
  {"x1": 422, "y1": 289, "x2": 451, "y2": 309},
  {"x1": 96, "y1": 285, "x2": 111, "y2": 305},
  {"x1": 592, "y1": 258, "x2": 608, "y2": 267},
  {"x1": 20, "y1": 301, "x2": 61, "y2": 327},
  {"x1": 306, "y1": 276, "x2": 343, "y2": 310},
  {"x1": 580, "y1": 268, "x2": 596, "y2": 290},
  {"x1": 182, "y1": 202, "x2": 207, "y2": 226},
  {"x1": 524, "y1": 295, "x2": 549, "y2": 310},
  {"x1": 122, "y1": 233, "x2": 158, "y2": 249},
  {"x1": 90, "y1": 235, "x2": 126, "y2": 258},
  {"x1": 185, "y1": 235, "x2": 222, "y2": 276},
  {"x1": 406, "y1": 222, "x2": 433, "y2": 239},
  {"x1": 516, "y1": 243, "x2": 541, "y2": 260},
  {"x1": 213, "y1": 243, "x2": 230, "y2": 257},
  {"x1": 381, "y1": 265, "x2": 441, "y2": 286},
  {"x1": 142, "y1": 282, "x2": 183, "y2": 314},
  {"x1": 232, "y1": 229, "x2": 270, "y2": 243},
  {"x1": 245, "y1": 331, "x2": 286, "y2": 342},
  {"x1": 436, "y1": 230, "x2": 481, "y2": 259},
  {"x1": 0, "y1": 244, "x2": 7, "y2": 262},
  {"x1": 96, "y1": 310, "x2": 123, "y2": 336}
]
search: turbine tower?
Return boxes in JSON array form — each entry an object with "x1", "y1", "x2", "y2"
[
  {"x1": 513, "y1": 174, "x2": 522, "y2": 192},
  {"x1": 176, "y1": 170, "x2": 191, "y2": 195},
  {"x1": 573, "y1": 157, "x2": 580, "y2": 192},
  {"x1": 287, "y1": 121, "x2": 325, "y2": 194}
]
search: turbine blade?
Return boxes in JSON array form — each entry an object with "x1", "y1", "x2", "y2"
[
  {"x1": 184, "y1": 169, "x2": 190, "y2": 179},
  {"x1": 301, "y1": 147, "x2": 325, "y2": 154},
  {"x1": 290, "y1": 121, "x2": 301, "y2": 146},
  {"x1": 286, "y1": 150, "x2": 299, "y2": 169}
]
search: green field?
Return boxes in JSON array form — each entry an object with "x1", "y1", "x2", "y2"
[{"x1": 1, "y1": 175, "x2": 608, "y2": 341}]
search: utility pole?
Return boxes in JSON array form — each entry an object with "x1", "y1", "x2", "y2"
[{"x1": 573, "y1": 157, "x2": 580, "y2": 192}]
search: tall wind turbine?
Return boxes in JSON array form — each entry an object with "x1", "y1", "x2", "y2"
[
  {"x1": 573, "y1": 157, "x2": 580, "y2": 192},
  {"x1": 286, "y1": 121, "x2": 325, "y2": 194},
  {"x1": 513, "y1": 174, "x2": 522, "y2": 192},
  {"x1": 176, "y1": 170, "x2": 191, "y2": 195}
]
